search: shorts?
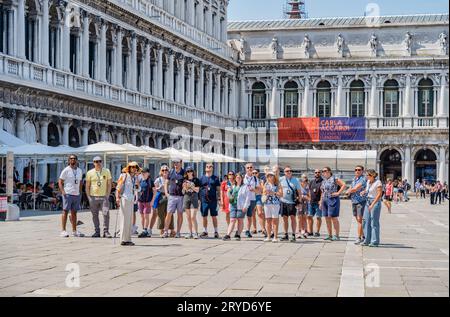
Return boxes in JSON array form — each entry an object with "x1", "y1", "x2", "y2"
[
  {"x1": 321, "y1": 197, "x2": 340, "y2": 218},
  {"x1": 352, "y1": 202, "x2": 366, "y2": 218},
  {"x1": 201, "y1": 201, "x2": 218, "y2": 217},
  {"x1": 255, "y1": 195, "x2": 263, "y2": 206},
  {"x1": 133, "y1": 203, "x2": 138, "y2": 213},
  {"x1": 281, "y1": 203, "x2": 296, "y2": 217},
  {"x1": 264, "y1": 204, "x2": 280, "y2": 219},
  {"x1": 308, "y1": 202, "x2": 322, "y2": 218},
  {"x1": 230, "y1": 206, "x2": 245, "y2": 219},
  {"x1": 138, "y1": 202, "x2": 152, "y2": 214},
  {"x1": 247, "y1": 200, "x2": 256, "y2": 217},
  {"x1": 183, "y1": 193, "x2": 199, "y2": 210},
  {"x1": 63, "y1": 194, "x2": 81, "y2": 212},
  {"x1": 167, "y1": 196, "x2": 184, "y2": 214},
  {"x1": 398, "y1": 189, "x2": 404, "y2": 194},
  {"x1": 384, "y1": 195, "x2": 392, "y2": 202},
  {"x1": 297, "y1": 202, "x2": 308, "y2": 216}
]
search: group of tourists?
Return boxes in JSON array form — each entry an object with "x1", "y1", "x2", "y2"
[
  {"x1": 414, "y1": 179, "x2": 448, "y2": 205},
  {"x1": 56, "y1": 154, "x2": 390, "y2": 248}
]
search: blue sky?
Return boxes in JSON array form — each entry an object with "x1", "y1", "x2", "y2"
[{"x1": 228, "y1": 0, "x2": 449, "y2": 21}]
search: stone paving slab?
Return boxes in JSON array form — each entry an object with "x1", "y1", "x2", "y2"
[{"x1": 0, "y1": 198, "x2": 448, "y2": 297}]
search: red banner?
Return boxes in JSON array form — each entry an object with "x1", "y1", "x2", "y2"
[{"x1": 278, "y1": 118, "x2": 320, "y2": 143}]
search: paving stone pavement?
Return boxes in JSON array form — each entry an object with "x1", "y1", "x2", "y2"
[{"x1": 0, "y1": 198, "x2": 448, "y2": 297}]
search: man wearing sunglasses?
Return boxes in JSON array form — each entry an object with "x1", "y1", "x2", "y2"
[
  {"x1": 279, "y1": 166, "x2": 301, "y2": 242},
  {"x1": 58, "y1": 155, "x2": 84, "y2": 238},
  {"x1": 200, "y1": 163, "x2": 221, "y2": 239},
  {"x1": 86, "y1": 156, "x2": 112, "y2": 238},
  {"x1": 243, "y1": 163, "x2": 258, "y2": 238},
  {"x1": 346, "y1": 165, "x2": 367, "y2": 245}
]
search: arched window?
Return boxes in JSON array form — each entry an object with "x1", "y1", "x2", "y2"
[
  {"x1": 69, "y1": 126, "x2": 80, "y2": 148},
  {"x1": 418, "y1": 79, "x2": 434, "y2": 117},
  {"x1": 384, "y1": 80, "x2": 399, "y2": 118},
  {"x1": 350, "y1": 80, "x2": 365, "y2": 117},
  {"x1": 316, "y1": 81, "x2": 331, "y2": 117},
  {"x1": 252, "y1": 82, "x2": 266, "y2": 119},
  {"x1": 88, "y1": 129, "x2": 97, "y2": 145},
  {"x1": 47, "y1": 123, "x2": 60, "y2": 147},
  {"x1": 284, "y1": 81, "x2": 298, "y2": 118}
]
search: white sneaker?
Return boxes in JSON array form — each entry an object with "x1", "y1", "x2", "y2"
[
  {"x1": 147, "y1": 229, "x2": 152, "y2": 238},
  {"x1": 264, "y1": 238, "x2": 271, "y2": 242},
  {"x1": 60, "y1": 231, "x2": 69, "y2": 238},
  {"x1": 185, "y1": 233, "x2": 193, "y2": 239},
  {"x1": 193, "y1": 233, "x2": 199, "y2": 239},
  {"x1": 132, "y1": 225, "x2": 139, "y2": 235},
  {"x1": 72, "y1": 231, "x2": 85, "y2": 237},
  {"x1": 175, "y1": 232, "x2": 181, "y2": 238},
  {"x1": 272, "y1": 238, "x2": 279, "y2": 243}
]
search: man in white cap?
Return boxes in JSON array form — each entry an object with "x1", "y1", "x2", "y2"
[{"x1": 86, "y1": 156, "x2": 112, "y2": 238}]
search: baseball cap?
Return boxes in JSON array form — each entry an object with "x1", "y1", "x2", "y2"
[{"x1": 93, "y1": 156, "x2": 102, "y2": 162}]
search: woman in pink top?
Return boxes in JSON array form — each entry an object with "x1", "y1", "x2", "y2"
[{"x1": 383, "y1": 179, "x2": 393, "y2": 213}]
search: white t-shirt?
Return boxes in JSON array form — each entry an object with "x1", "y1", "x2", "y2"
[
  {"x1": 366, "y1": 180, "x2": 382, "y2": 199},
  {"x1": 59, "y1": 166, "x2": 83, "y2": 196},
  {"x1": 243, "y1": 174, "x2": 257, "y2": 201}
]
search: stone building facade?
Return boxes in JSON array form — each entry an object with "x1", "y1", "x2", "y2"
[{"x1": 228, "y1": 14, "x2": 449, "y2": 183}]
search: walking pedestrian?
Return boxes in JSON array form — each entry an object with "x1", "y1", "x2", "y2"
[
  {"x1": 435, "y1": 181, "x2": 443, "y2": 205},
  {"x1": 137, "y1": 168, "x2": 156, "y2": 238},
  {"x1": 223, "y1": 173, "x2": 251, "y2": 241},
  {"x1": 361, "y1": 169, "x2": 383, "y2": 247},
  {"x1": 252, "y1": 169, "x2": 264, "y2": 236},
  {"x1": 116, "y1": 162, "x2": 141, "y2": 246},
  {"x1": 420, "y1": 181, "x2": 427, "y2": 199},
  {"x1": 415, "y1": 179, "x2": 421, "y2": 199},
  {"x1": 280, "y1": 166, "x2": 301, "y2": 242},
  {"x1": 183, "y1": 166, "x2": 201, "y2": 239},
  {"x1": 383, "y1": 178, "x2": 393, "y2": 213},
  {"x1": 86, "y1": 156, "x2": 112, "y2": 238},
  {"x1": 319, "y1": 167, "x2": 346, "y2": 241},
  {"x1": 307, "y1": 169, "x2": 323, "y2": 237},
  {"x1": 346, "y1": 165, "x2": 367, "y2": 244},
  {"x1": 163, "y1": 159, "x2": 185, "y2": 238},
  {"x1": 58, "y1": 155, "x2": 84, "y2": 238},
  {"x1": 430, "y1": 182, "x2": 437, "y2": 205},
  {"x1": 199, "y1": 163, "x2": 221, "y2": 239}
]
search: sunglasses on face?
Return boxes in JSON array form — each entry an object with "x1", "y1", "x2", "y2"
[
  {"x1": 355, "y1": 169, "x2": 363, "y2": 172},
  {"x1": 285, "y1": 170, "x2": 292, "y2": 173},
  {"x1": 314, "y1": 172, "x2": 321, "y2": 174},
  {"x1": 69, "y1": 158, "x2": 77, "y2": 160},
  {"x1": 187, "y1": 171, "x2": 194, "y2": 173},
  {"x1": 322, "y1": 170, "x2": 330, "y2": 173},
  {"x1": 246, "y1": 167, "x2": 253, "y2": 169},
  {"x1": 162, "y1": 170, "x2": 169, "y2": 172},
  {"x1": 94, "y1": 161, "x2": 102, "y2": 163}
]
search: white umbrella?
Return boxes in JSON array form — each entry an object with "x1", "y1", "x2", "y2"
[
  {"x1": 140, "y1": 146, "x2": 169, "y2": 159},
  {"x1": 0, "y1": 142, "x2": 76, "y2": 156},
  {"x1": 162, "y1": 148, "x2": 194, "y2": 161}
]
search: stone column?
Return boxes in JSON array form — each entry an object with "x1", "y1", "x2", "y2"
[
  {"x1": 41, "y1": 0, "x2": 49, "y2": 65},
  {"x1": 16, "y1": 111, "x2": 25, "y2": 140},
  {"x1": 403, "y1": 74, "x2": 413, "y2": 128},
  {"x1": 188, "y1": 61, "x2": 195, "y2": 106},
  {"x1": 178, "y1": 56, "x2": 185, "y2": 103},
  {"x1": 115, "y1": 28, "x2": 123, "y2": 86},
  {"x1": 270, "y1": 77, "x2": 280, "y2": 118},
  {"x1": 230, "y1": 77, "x2": 237, "y2": 118},
  {"x1": 16, "y1": 0, "x2": 25, "y2": 58},
  {"x1": 198, "y1": 63, "x2": 204, "y2": 108},
  {"x1": 62, "y1": 120, "x2": 70, "y2": 146},
  {"x1": 81, "y1": 12, "x2": 90, "y2": 77},
  {"x1": 207, "y1": 69, "x2": 213, "y2": 111},
  {"x1": 143, "y1": 41, "x2": 151, "y2": 95},
  {"x1": 38, "y1": 117, "x2": 49, "y2": 183},
  {"x1": 214, "y1": 72, "x2": 221, "y2": 112},
  {"x1": 129, "y1": 33, "x2": 137, "y2": 91},
  {"x1": 188, "y1": 0, "x2": 195, "y2": 25},
  {"x1": 62, "y1": 5, "x2": 71, "y2": 71},
  {"x1": 166, "y1": 50, "x2": 175, "y2": 101},
  {"x1": 81, "y1": 124, "x2": 89, "y2": 146},
  {"x1": 403, "y1": 146, "x2": 412, "y2": 183},
  {"x1": 368, "y1": 74, "x2": 379, "y2": 128},
  {"x1": 197, "y1": 2, "x2": 204, "y2": 30},
  {"x1": 303, "y1": 76, "x2": 311, "y2": 117},
  {"x1": 335, "y1": 75, "x2": 346, "y2": 117},
  {"x1": 438, "y1": 73, "x2": 449, "y2": 119},
  {"x1": 240, "y1": 78, "x2": 249, "y2": 119},
  {"x1": 98, "y1": 21, "x2": 107, "y2": 82},
  {"x1": 155, "y1": 46, "x2": 163, "y2": 98},
  {"x1": 439, "y1": 146, "x2": 448, "y2": 183},
  {"x1": 116, "y1": 130, "x2": 124, "y2": 144},
  {"x1": 224, "y1": 76, "x2": 229, "y2": 116}
]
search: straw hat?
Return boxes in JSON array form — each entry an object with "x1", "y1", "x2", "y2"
[{"x1": 125, "y1": 161, "x2": 142, "y2": 173}]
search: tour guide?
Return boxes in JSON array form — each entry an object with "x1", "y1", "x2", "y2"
[{"x1": 86, "y1": 156, "x2": 113, "y2": 238}]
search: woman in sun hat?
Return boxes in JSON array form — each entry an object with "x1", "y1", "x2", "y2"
[{"x1": 116, "y1": 162, "x2": 141, "y2": 246}]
